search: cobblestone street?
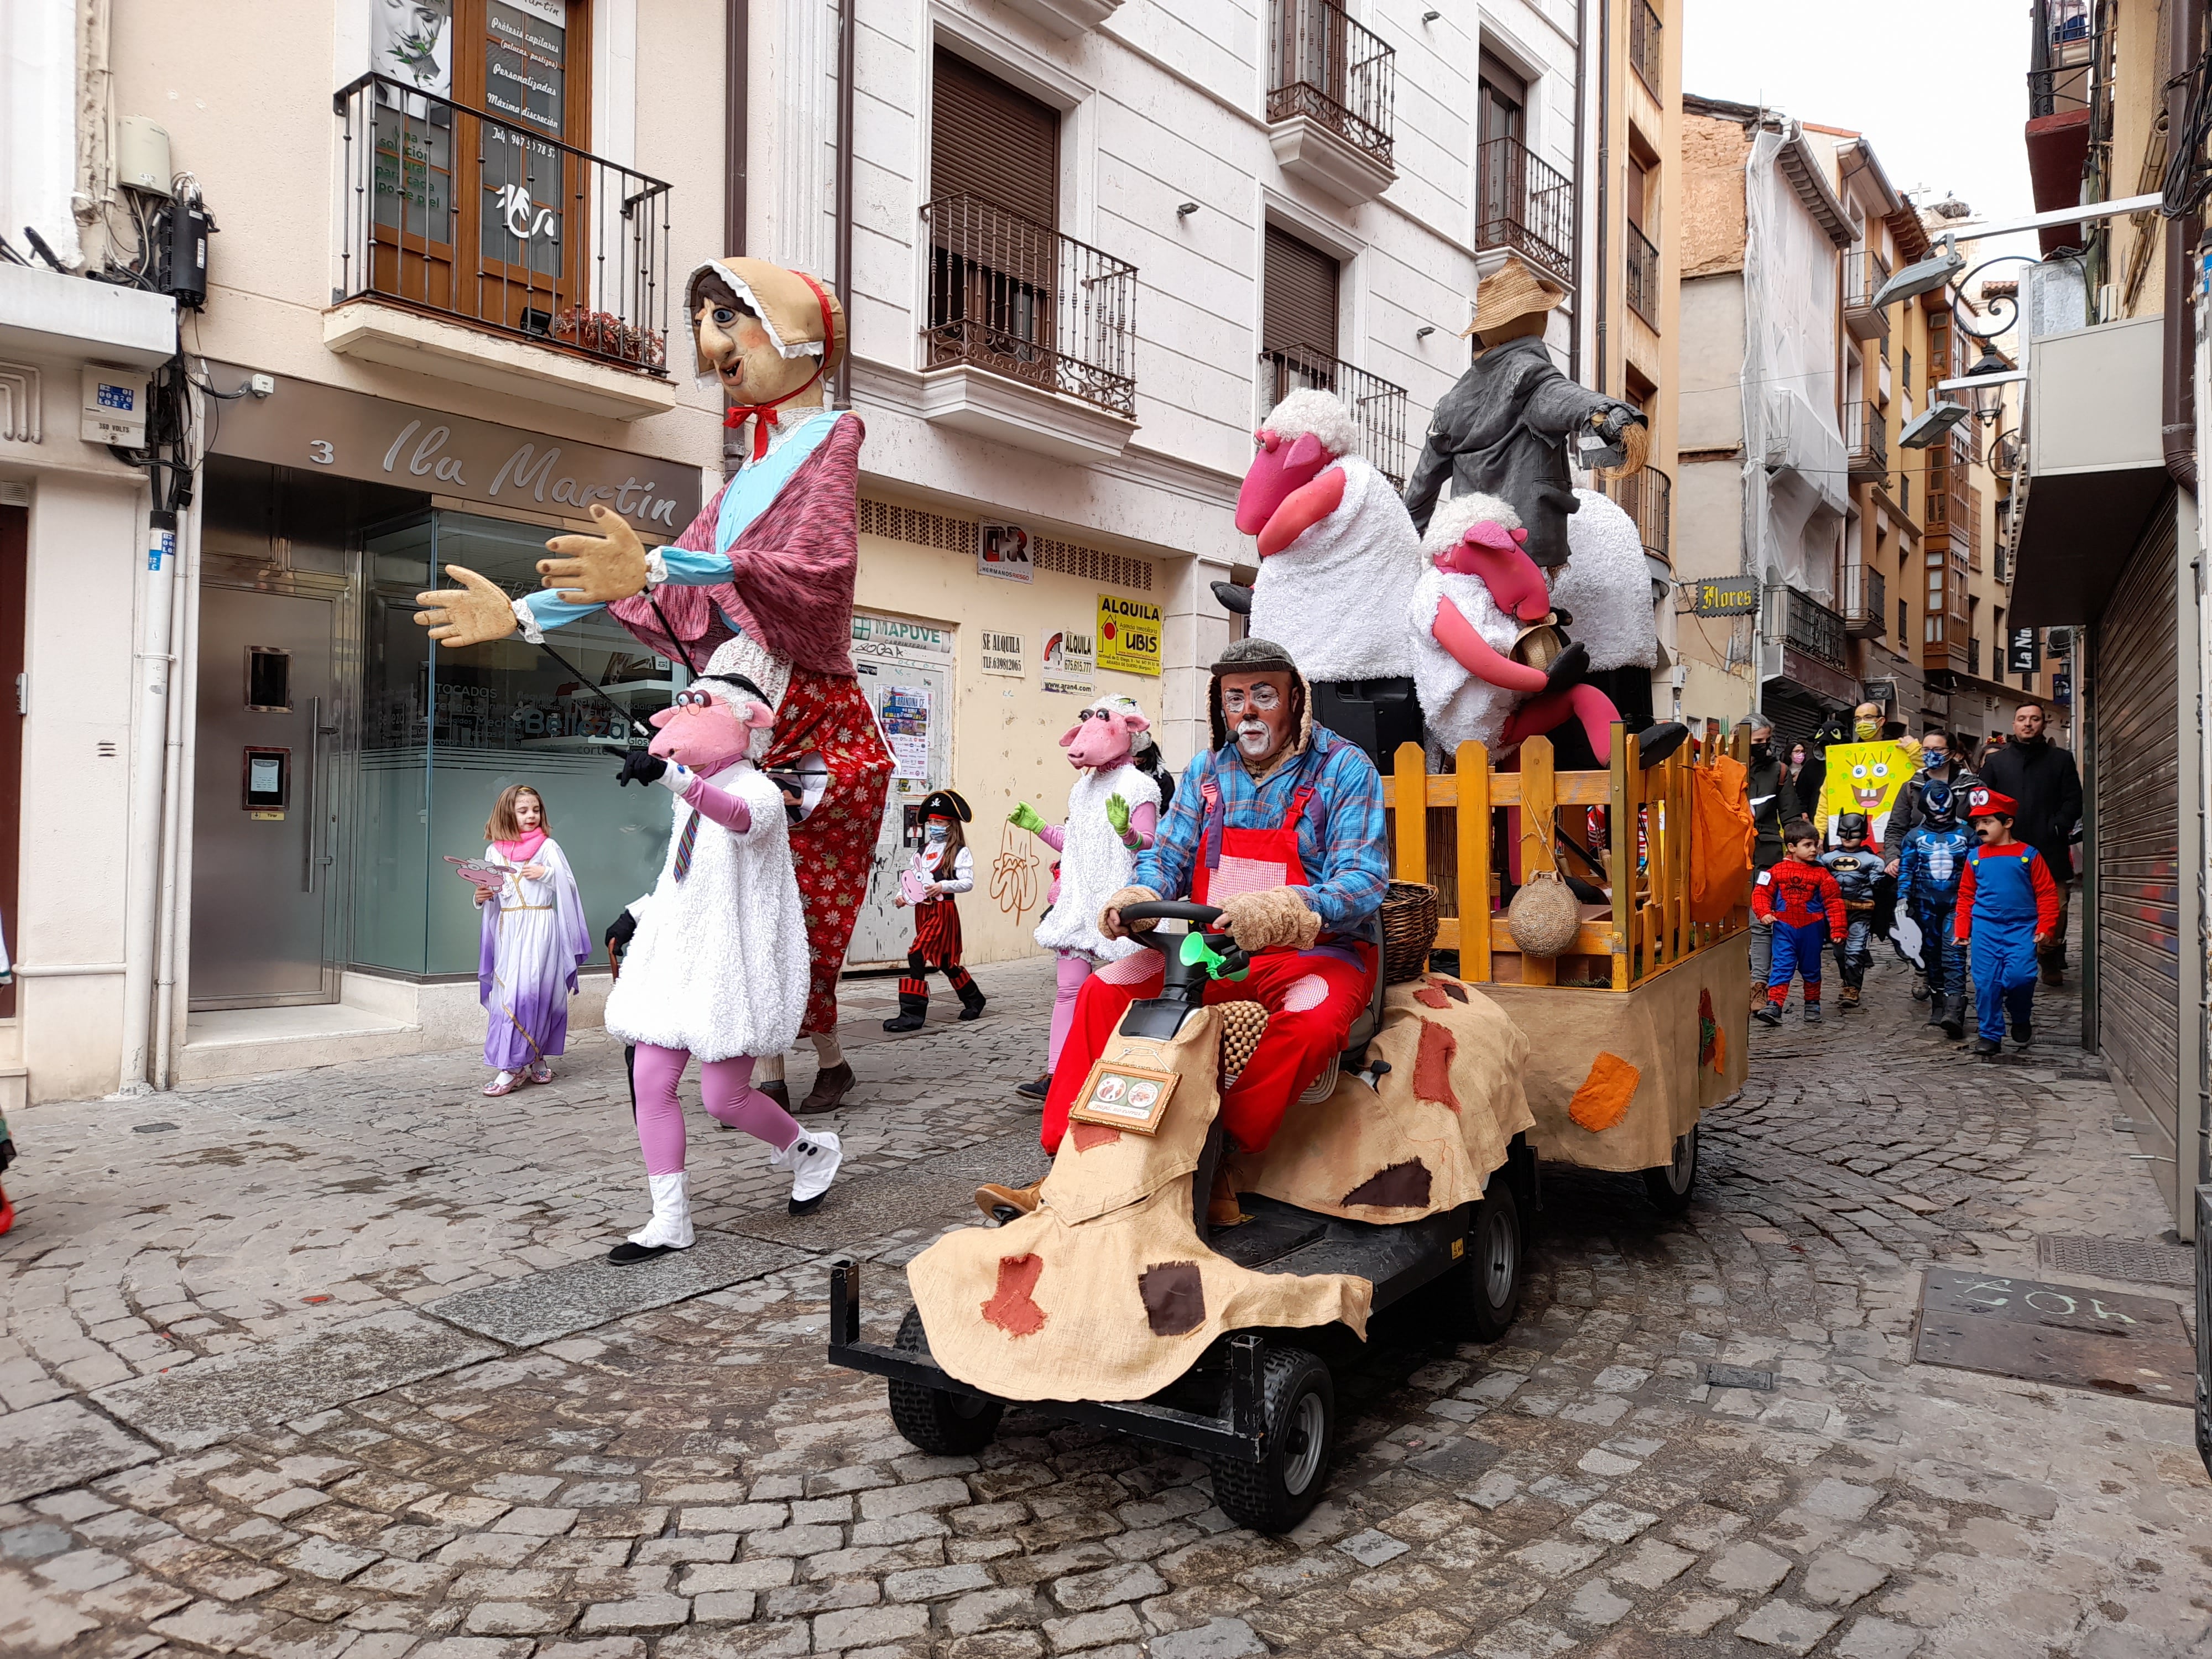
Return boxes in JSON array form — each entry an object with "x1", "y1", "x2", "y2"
[{"x1": 2, "y1": 954, "x2": 2206, "y2": 1659}]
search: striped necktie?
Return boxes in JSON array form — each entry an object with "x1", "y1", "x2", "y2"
[{"x1": 672, "y1": 807, "x2": 699, "y2": 881}]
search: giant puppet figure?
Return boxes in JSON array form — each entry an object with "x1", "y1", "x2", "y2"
[{"x1": 413, "y1": 258, "x2": 893, "y2": 1115}]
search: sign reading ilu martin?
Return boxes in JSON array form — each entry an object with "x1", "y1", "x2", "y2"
[{"x1": 207, "y1": 365, "x2": 703, "y2": 533}]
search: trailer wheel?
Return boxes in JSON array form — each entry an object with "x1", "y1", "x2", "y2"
[
  {"x1": 886, "y1": 1306, "x2": 1003, "y2": 1455},
  {"x1": 1453, "y1": 1181, "x2": 1524, "y2": 1342},
  {"x1": 1642, "y1": 1125, "x2": 1699, "y2": 1217},
  {"x1": 1209, "y1": 1345, "x2": 1334, "y2": 1534}
]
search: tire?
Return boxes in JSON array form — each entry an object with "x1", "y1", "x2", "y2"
[
  {"x1": 886, "y1": 1306, "x2": 1004, "y2": 1455},
  {"x1": 1209, "y1": 1345, "x2": 1334, "y2": 1534},
  {"x1": 1456, "y1": 1182, "x2": 1524, "y2": 1342},
  {"x1": 1642, "y1": 1124, "x2": 1699, "y2": 1217}
]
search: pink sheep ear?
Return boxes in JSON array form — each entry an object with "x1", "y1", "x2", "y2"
[
  {"x1": 1283, "y1": 432, "x2": 1328, "y2": 472},
  {"x1": 1464, "y1": 520, "x2": 1517, "y2": 552},
  {"x1": 1120, "y1": 711, "x2": 1151, "y2": 735},
  {"x1": 740, "y1": 700, "x2": 776, "y2": 730},
  {"x1": 1254, "y1": 428, "x2": 1278, "y2": 450},
  {"x1": 1511, "y1": 527, "x2": 1528, "y2": 544},
  {"x1": 1058, "y1": 725, "x2": 1080, "y2": 748}
]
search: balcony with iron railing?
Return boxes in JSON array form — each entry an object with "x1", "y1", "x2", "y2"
[
  {"x1": 1625, "y1": 223, "x2": 1659, "y2": 325},
  {"x1": 1843, "y1": 400, "x2": 1886, "y2": 483},
  {"x1": 1967, "y1": 635, "x2": 1982, "y2": 676},
  {"x1": 1843, "y1": 249, "x2": 1891, "y2": 340},
  {"x1": 1629, "y1": 0, "x2": 1663, "y2": 95},
  {"x1": 1781, "y1": 587, "x2": 1847, "y2": 669},
  {"x1": 2027, "y1": 0, "x2": 2098, "y2": 117},
  {"x1": 921, "y1": 194, "x2": 1137, "y2": 423},
  {"x1": 1842, "y1": 562, "x2": 1885, "y2": 640},
  {"x1": 1604, "y1": 464, "x2": 1671, "y2": 562},
  {"x1": 1259, "y1": 345, "x2": 1410, "y2": 486},
  {"x1": 1475, "y1": 138, "x2": 1573, "y2": 285},
  {"x1": 331, "y1": 72, "x2": 675, "y2": 417},
  {"x1": 1267, "y1": 0, "x2": 1398, "y2": 202}
]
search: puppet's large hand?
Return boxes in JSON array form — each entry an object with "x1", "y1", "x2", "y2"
[
  {"x1": 414, "y1": 565, "x2": 519, "y2": 647},
  {"x1": 1216, "y1": 888, "x2": 1320, "y2": 954},
  {"x1": 538, "y1": 504, "x2": 649, "y2": 605}
]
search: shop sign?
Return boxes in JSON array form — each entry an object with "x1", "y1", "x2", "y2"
[
  {"x1": 1042, "y1": 628, "x2": 1095, "y2": 695},
  {"x1": 2007, "y1": 626, "x2": 2041, "y2": 673},
  {"x1": 205, "y1": 363, "x2": 703, "y2": 533},
  {"x1": 977, "y1": 521, "x2": 1035, "y2": 583},
  {"x1": 980, "y1": 630, "x2": 1024, "y2": 677},
  {"x1": 851, "y1": 613, "x2": 954, "y2": 661},
  {"x1": 2052, "y1": 672, "x2": 2072, "y2": 705},
  {"x1": 1096, "y1": 593, "x2": 1162, "y2": 677},
  {"x1": 1691, "y1": 576, "x2": 1761, "y2": 617}
]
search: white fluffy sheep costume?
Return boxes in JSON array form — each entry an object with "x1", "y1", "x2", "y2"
[
  {"x1": 1407, "y1": 491, "x2": 1528, "y2": 753},
  {"x1": 603, "y1": 635, "x2": 809, "y2": 1062},
  {"x1": 1032, "y1": 697, "x2": 1162, "y2": 967},
  {"x1": 1245, "y1": 390, "x2": 1421, "y2": 682}
]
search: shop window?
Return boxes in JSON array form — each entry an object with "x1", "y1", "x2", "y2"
[{"x1": 355, "y1": 507, "x2": 676, "y2": 977}]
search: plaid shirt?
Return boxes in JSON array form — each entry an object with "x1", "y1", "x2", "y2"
[{"x1": 1136, "y1": 728, "x2": 1389, "y2": 937}]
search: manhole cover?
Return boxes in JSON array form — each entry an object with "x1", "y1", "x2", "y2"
[
  {"x1": 1913, "y1": 1269, "x2": 2194, "y2": 1407},
  {"x1": 2037, "y1": 1234, "x2": 2194, "y2": 1288},
  {"x1": 1704, "y1": 1364, "x2": 1775, "y2": 1391}
]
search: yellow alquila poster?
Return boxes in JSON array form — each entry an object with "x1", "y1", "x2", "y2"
[{"x1": 1096, "y1": 593, "x2": 1162, "y2": 676}]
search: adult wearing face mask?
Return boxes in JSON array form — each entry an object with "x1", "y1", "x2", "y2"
[
  {"x1": 1741, "y1": 717, "x2": 1799, "y2": 1006},
  {"x1": 977, "y1": 638, "x2": 1389, "y2": 1225},
  {"x1": 1885, "y1": 731, "x2": 1981, "y2": 872},
  {"x1": 1783, "y1": 738, "x2": 1823, "y2": 834},
  {"x1": 1975, "y1": 701, "x2": 2083, "y2": 985}
]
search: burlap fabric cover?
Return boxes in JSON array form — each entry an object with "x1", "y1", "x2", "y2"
[
  {"x1": 905, "y1": 1004, "x2": 1373, "y2": 1404},
  {"x1": 1483, "y1": 936, "x2": 1749, "y2": 1172},
  {"x1": 1229, "y1": 975, "x2": 1534, "y2": 1222}
]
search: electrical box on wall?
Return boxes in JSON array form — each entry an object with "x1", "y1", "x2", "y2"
[
  {"x1": 81, "y1": 365, "x2": 148, "y2": 446},
  {"x1": 116, "y1": 118, "x2": 174, "y2": 196},
  {"x1": 156, "y1": 199, "x2": 213, "y2": 310}
]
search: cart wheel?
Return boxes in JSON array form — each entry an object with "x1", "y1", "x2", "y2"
[
  {"x1": 1452, "y1": 1180, "x2": 1524, "y2": 1342},
  {"x1": 886, "y1": 1306, "x2": 1004, "y2": 1455},
  {"x1": 1642, "y1": 1125, "x2": 1699, "y2": 1217},
  {"x1": 1209, "y1": 1345, "x2": 1334, "y2": 1534}
]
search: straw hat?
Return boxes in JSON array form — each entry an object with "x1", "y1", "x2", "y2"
[{"x1": 1462, "y1": 262, "x2": 1567, "y2": 340}]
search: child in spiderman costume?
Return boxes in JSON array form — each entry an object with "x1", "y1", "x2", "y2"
[
  {"x1": 1752, "y1": 819, "x2": 1847, "y2": 1026},
  {"x1": 1955, "y1": 785, "x2": 2060, "y2": 1056},
  {"x1": 1897, "y1": 779, "x2": 1973, "y2": 1040}
]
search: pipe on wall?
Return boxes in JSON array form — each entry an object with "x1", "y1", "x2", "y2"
[
  {"x1": 1593, "y1": 0, "x2": 1610, "y2": 395},
  {"x1": 725, "y1": 0, "x2": 748, "y2": 255},
  {"x1": 833, "y1": 0, "x2": 856, "y2": 409},
  {"x1": 1569, "y1": 0, "x2": 1587, "y2": 384},
  {"x1": 2164, "y1": 0, "x2": 2203, "y2": 487}
]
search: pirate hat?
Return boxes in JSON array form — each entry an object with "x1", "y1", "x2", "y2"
[{"x1": 918, "y1": 789, "x2": 973, "y2": 824}]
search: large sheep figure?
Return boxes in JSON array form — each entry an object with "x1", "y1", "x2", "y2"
[{"x1": 1550, "y1": 487, "x2": 1660, "y2": 673}]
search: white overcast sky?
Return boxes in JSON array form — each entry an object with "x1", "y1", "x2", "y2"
[{"x1": 1683, "y1": 0, "x2": 2039, "y2": 265}]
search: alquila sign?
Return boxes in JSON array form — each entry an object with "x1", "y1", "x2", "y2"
[{"x1": 208, "y1": 365, "x2": 703, "y2": 533}]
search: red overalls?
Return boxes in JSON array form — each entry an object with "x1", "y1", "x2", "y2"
[{"x1": 1039, "y1": 752, "x2": 1379, "y2": 1155}]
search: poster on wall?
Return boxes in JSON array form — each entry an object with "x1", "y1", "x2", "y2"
[
  {"x1": 981, "y1": 630, "x2": 1025, "y2": 677},
  {"x1": 978, "y1": 522, "x2": 1035, "y2": 583},
  {"x1": 1042, "y1": 628, "x2": 1095, "y2": 696},
  {"x1": 372, "y1": 0, "x2": 453, "y2": 112},
  {"x1": 1097, "y1": 594, "x2": 1162, "y2": 676},
  {"x1": 875, "y1": 683, "x2": 932, "y2": 782}
]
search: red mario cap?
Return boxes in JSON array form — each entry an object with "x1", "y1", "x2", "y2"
[{"x1": 1964, "y1": 786, "x2": 2018, "y2": 819}]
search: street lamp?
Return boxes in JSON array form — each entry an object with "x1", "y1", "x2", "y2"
[{"x1": 1870, "y1": 235, "x2": 1969, "y2": 310}]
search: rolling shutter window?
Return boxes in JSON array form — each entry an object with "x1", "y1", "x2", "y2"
[
  {"x1": 2093, "y1": 507, "x2": 2180, "y2": 1159},
  {"x1": 931, "y1": 50, "x2": 1059, "y2": 228},
  {"x1": 1264, "y1": 225, "x2": 1340, "y2": 357}
]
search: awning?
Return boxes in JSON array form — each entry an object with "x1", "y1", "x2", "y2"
[{"x1": 2007, "y1": 467, "x2": 2172, "y2": 626}]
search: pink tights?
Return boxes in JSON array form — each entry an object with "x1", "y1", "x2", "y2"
[
  {"x1": 1050, "y1": 953, "x2": 1093, "y2": 1070},
  {"x1": 632, "y1": 1044, "x2": 801, "y2": 1177}
]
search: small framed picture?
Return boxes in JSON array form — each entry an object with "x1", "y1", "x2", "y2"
[{"x1": 1067, "y1": 1060, "x2": 1181, "y2": 1136}]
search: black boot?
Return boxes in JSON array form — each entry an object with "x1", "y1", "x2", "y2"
[
  {"x1": 882, "y1": 992, "x2": 927, "y2": 1033},
  {"x1": 956, "y1": 981, "x2": 988, "y2": 1022},
  {"x1": 1939, "y1": 995, "x2": 1965, "y2": 1040},
  {"x1": 1974, "y1": 1035, "x2": 2002, "y2": 1057},
  {"x1": 1924, "y1": 990, "x2": 1945, "y2": 1027}
]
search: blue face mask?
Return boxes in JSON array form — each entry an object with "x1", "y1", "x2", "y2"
[{"x1": 1922, "y1": 750, "x2": 1945, "y2": 770}]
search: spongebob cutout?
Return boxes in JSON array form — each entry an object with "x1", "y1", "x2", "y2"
[{"x1": 1813, "y1": 742, "x2": 1912, "y2": 847}]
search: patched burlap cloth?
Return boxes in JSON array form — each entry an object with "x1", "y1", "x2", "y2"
[{"x1": 905, "y1": 980, "x2": 1536, "y2": 1404}]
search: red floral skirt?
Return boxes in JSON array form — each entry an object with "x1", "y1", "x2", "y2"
[{"x1": 770, "y1": 669, "x2": 893, "y2": 1034}]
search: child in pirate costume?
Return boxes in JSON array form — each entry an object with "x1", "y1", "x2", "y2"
[
  {"x1": 601, "y1": 635, "x2": 842, "y2": 1261},
  {"x1": 884, "y1": 790, "x2": 985, "y2": 1031}
]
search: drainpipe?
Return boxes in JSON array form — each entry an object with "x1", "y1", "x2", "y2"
[
  {"x1": 150, "y1": 480, "x2": 201, "y2": 1089},
  {"x1": 2166, "y1": 0, "x2": 2203, "y2": 488},
  {"x1": 1569, "y1": 0, "x2": 1587, "y2": 383},
  {"x1": 1594, "y1": 0, "x2": 1610, "y2": 394},
  {"x1": 832, "y1": 0, "x2": 856, "y2": 410},
  {"x1": 115, "y1": 504, "x2": 178, "y2": 1096},
  {"x1": 724, "y1": 0, "x2": 748, "y2": 255}
]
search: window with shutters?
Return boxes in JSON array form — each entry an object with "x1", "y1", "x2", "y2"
[
  {"x1": 1255, "y1": 226, "x2": 1410, "y2": 483},
  {"x1": 921, "y1": 49, "x2": 1136, "y2": 416}
]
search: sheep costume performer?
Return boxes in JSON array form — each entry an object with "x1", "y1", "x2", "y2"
[
  {"x1": 1008, "y1": 693, "x2": 1162, "y2": 1098},
  {"x1": 602, "y1": 634, "x2": 843, "y2": 1263}
]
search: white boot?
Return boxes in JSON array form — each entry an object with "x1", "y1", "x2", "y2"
[
  {"x1": 611, "y1": 1171, "x2": 693, "y2": 1262},
  {"x1": 770, "y1": 1130, "x2": 842, "y2": 1215}
]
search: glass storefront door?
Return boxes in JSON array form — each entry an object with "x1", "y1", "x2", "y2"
[{"x1": 357, "y1": 508, "x2": 681, "y2": 975}]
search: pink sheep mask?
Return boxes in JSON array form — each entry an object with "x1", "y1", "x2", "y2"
[
  {"x1": 648, "y1": 684, "x2": 775, "y2": 774},
  {"x1": 1061, "y1": 701, "x2": 1149, "y2": 770},
  {"x1": 1235, "y1": 427, "x2": 1347, "y2": 559}
]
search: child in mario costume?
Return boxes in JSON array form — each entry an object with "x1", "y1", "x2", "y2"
[{"x1": 1955, "y1": 785, "x2": 2060, "y2": 1056}]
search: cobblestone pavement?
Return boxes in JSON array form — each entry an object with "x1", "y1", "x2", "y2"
[{"x1": 3, "y1": 953, "x2": 2208, "y2": 1659}]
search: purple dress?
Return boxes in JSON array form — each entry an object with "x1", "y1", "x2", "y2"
[{"x1": 478, "y1": 838, "x2": 592, "y2": 1070}]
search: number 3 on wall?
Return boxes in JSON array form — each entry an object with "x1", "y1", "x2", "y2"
[{"x1": 307, "y1": 440, "x2": 335, "y2": 465}]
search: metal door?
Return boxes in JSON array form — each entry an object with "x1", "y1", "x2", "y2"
[
  {"x1": 191, "y1": 588, "x2": 342, "y2": 1005},
  {"x1": 847, "y1": 635, "x2": 955, "y2": 968}
]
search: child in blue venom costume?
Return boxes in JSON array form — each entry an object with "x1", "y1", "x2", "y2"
[{"x1": 1897, "y1": 779, "x2": 1973, "y2": 1040}]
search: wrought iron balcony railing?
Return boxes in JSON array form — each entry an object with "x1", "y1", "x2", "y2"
[
  {"x1": 335, "y1": 72, "x2": 672, "y2": 373},
  {"x1": 2027, "y1": 0, "x2": 2099, "y2": 117},
  {"x1": 1475, "y1": 138, "x2": 1574, "y2": 285},
  {"x1": 1604, "y1": 464, "x2": 1671, "y2": 562},
  {"x1": 1842, "y1": 562, "x2": 1885, "y2": 640},
  {"x1": 1629, "y1": 0, "x2": 1663, "y2": 94},
  {"x1": 1843, "y1": 249, "x2": 1891, "y2": 338},
  {"x1": 1625, "y1": 222, "x2": 1660, "y2": 325},
  {"x1": 1782, "y1": 587, "x2": 1847, "y2": 669},
  {"x1": 1269, "y1": 0, "x2": 1397, "y2": 167},
  {"x1": 1968, "y1": 635, "x2": 1982, "y2": 676},
  {"x1": 1259, "y1": 346, "x2": 1410, "y2": 487},
  {"x1": 921, "y1": 194, "x2": 1138, "y2": 419},
  {"x1": 1844, "y1": 399, "x2": 1886, "y2": 482}
]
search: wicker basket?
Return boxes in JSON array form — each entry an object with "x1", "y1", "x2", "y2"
[{"x1": 1380, "y1": 880, "x2": 1441, "y2": 984}]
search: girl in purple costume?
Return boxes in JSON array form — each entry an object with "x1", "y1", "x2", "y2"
[{"x1": 474, "y1": 785, "x2": 592, "y2": 1096}]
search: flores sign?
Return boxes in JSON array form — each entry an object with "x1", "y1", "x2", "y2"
[
  {"x1": 1096, "y1": 593, "x2": 1162, "y2": 676},
  {"x1": 207, "y1": 364, "x2": 702, "y2": 533}
]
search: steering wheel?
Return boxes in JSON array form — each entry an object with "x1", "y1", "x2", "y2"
[{"x1": 1117, "y1": 900, "x2": 1251, "y2": 982}]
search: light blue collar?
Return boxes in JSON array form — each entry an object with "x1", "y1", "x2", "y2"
[{"x1": 715, "y1": 409, "x2": 839, "y2": 553}]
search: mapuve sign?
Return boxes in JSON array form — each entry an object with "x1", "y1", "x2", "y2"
[{"x1": 208, "y1": 366, "x2": 703, "y2": 532}]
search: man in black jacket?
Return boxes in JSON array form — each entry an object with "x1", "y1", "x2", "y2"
[
  {"x1": 1742, "y1": 717, "x2": 1798, "y2": 1005},
  {"x1": 1978, "y1": 701, "x2": 2083, "y2": 985}
]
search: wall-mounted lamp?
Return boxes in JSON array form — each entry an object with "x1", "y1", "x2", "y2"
[
  {"x1": 1176, "y1": 201, "x2": 1200, "y2": 217},
  {"x1": 1416, "y1": 325, "x2": 1436, "y2": 339},
  {"x1": 1421, "y1": 9, "x2": 1440, "y2": 20}
]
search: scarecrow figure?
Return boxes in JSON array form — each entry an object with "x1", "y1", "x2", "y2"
[
  {"x1": 885, "y1": 789, "x2": 986, "y2": 1032},
  {"x1": 1404, "y1": 262, "x2": 1648, "y2": 565},
  {"x1": 413, "y1": 257, "x2": 892, "y2": 1117}
]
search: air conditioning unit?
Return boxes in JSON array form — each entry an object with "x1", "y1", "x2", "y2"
[{"x1": 2046, "y1": 627, "x2": 2074, "y2": 651}]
